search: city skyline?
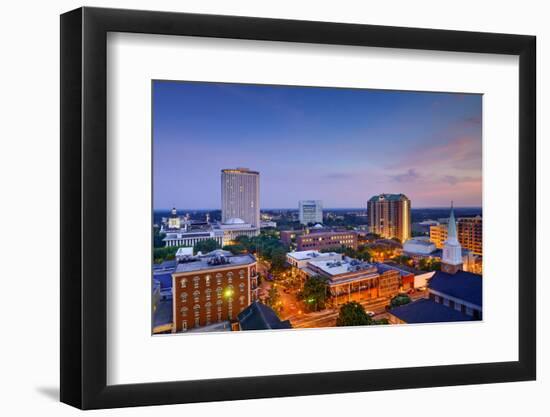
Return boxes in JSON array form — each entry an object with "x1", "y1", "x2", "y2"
[{"x1": 153, "y1": 81, "x2": 482, "y2": 209}]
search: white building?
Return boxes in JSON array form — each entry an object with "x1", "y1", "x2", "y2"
[
  {"x1": 286, "y1": 250, "x2": 343, "y2": 269},
  {"x1": 215, "y1": 218, "x2": 260, "y2": 245},
  {"x1": 299, "y1": 200, "x2": 323, "y2": 225},
  {"x1": 163, "y1": 229, "x2": 224, "y2": 247},
  {"x1": 403, "y1": 237, "x2": 437, "y2": 255},
  {"x1": 221, "y1": 168, "x2": 260, "y2": 227}
]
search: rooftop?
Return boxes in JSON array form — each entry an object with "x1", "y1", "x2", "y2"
[
  {"x1": 286, "y1": 250, "x2": 339, "y2": 261},
  {"x1": 308, "y1": 258, "x2": 377, "y2": 277},
  {"x1": 153, "y1": 298, "x2": 173, "y2": 329},
  {"x1": 429, "y1": 270, "x2": 482, "y2": 307},
  {"x1": 174, "y1": 251, "x2": 256, "y2": 274},
  {"x1": 368, "y1": 193, "x2": 409, "y2": 203},
  {"x1": 404, "y1": 238, "x2": 435, "y2": 247},
  {"x1": 221, "y1": 167, "x2": 259, "y2": 175},
  {"x1": 389, "y1": 298, "x2": 475, "y2": 324},
  {"x1": 237, "y1": 302, "x2": 292, "y2": 331}
]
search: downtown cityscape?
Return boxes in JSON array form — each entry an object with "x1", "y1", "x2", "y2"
[{"x1": 152, "y1": 81, "x2": 482, "y2": 335}]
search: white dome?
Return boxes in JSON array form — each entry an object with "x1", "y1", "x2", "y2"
[{"x1": 225, "y1": 218, "x2": 246, "y2": 225}]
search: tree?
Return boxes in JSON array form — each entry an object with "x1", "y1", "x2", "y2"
[
  {"x1": 392, "y1": 255, "x2": 412, "y2": 266},
  {"x1": 222, "y1": 244, "x2": 247, "y2": 255},
  {"x1": 390, "y1": 294, "x2": 411, "y2": 308},
  {"x1": 153, "y1": 246, "x2": 179, "y2": 263},
  {"x1": 193, "y1": 238, "x2": 221, "y2": 254},
  {"x1": 153, "y1": 228, "x2": 166, "y2": 248},
  {"x1": 300, "y1": 276, "x2": 328, "y2": 312},
  {"x1": 265, "y1": 286, "x2": 280, "y2": 311},
  {"x1": 269, "y1": 246, "x2": 288, "y2": 271},
  {"x1": 336, "y1": 302, "x2": 372, "y2": 326}
]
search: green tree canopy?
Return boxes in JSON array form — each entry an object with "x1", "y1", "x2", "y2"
[
  {"x1": 300, "y1": 276, "x2": 328, "y2": 312},
  {"x1": 390, "y1": 294, "x2": 412, "y2": 308},
  {"x1": 194, "y1": 238, "x2": 221, "y2": 254},
  {"x1": 336, "y1": 301, "x2": 372, "y2": 326}
]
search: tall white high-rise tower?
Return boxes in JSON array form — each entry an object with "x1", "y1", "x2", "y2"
[
  {"x1": 221, "y1": 168, "x2": 260, "y2": 227},
  {"x1": 441, "y1": 202, "x2": 463, "y2": 274}
]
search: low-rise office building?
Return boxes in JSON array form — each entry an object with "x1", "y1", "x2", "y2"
[
  {"x1": 297, "y1": 230, "x2": 358, "y2": 251},
  {"x1": 304, "y1": 258, "x2": 401, "y2": 303}
]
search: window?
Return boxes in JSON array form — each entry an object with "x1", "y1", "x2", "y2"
[
  {"x1": 180, "y1": 306, "x2": 188, "y2": 317},
  {"x1": 239, "y1": 295, "x2": 245, "y2": 305},
  {"x1": 180, "y1": 292, "x2": 188, "y2": 302},
  {"x1": 182, "y1": 320, "x2": 187, "y2": 331},
  {"x1": 205, "y1": 288, "x2": 212, "y2": 301},
  {"x1": 193, "y1": 276, "x2": 200, "y2": 289},
  {"x1": 239, "y1": 282, "x2": 245, "y2": 292},
  {"x1": 193, "y1": 290, "x2": 200, "y2": 304},
  {"x1": 239, "y1": 269, "x2": 245, "y2": 278},
  {"x1": 216, "y1": 273, "x2": 222, "y2": 285},
  {"x1": 205, "y1": 275, "x2": 211, "y2": 287},
  {"x1": 180, "y1": 278, "x2": 187, "y2": 289},
  {"x1": 216, "y1": 286, "x2": 223, "y2": 298}
]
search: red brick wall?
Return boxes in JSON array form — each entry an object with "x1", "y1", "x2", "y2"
[{"x1": 172, "y1": 263, "x2": 256, "y2": 331}]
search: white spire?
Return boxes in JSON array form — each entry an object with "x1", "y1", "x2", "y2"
[
  {"x1": 441, "y1": 201, "x2": 463, "y2": 273},
  {"x1": 447, "y1": 201, "x2": 459, "y2": 244}
]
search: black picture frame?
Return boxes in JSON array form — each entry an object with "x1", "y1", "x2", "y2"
[{"x1": 60, "y1": 6, "x2": 536, "y2": 410}]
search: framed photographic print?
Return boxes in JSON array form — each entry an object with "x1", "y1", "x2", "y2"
[{"x1": 60, "y1": 6, "x2": 536, "y2": 410}]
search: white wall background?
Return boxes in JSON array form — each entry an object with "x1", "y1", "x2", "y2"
[{"x1": 0, "y1": 0, "x2": 546, "y2": 416}]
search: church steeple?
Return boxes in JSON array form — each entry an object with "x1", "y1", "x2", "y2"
[{"x1": 441, "y1": 201, "x2": 463, "y2": 274}]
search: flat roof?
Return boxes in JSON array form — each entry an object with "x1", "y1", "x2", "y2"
[
  {"x1": 174, "y1": 253, "x2": 256, "y2": 274},
  {"x1": 389, "y1": 298, "x2": 475, "y2": 324},
  {"x1": 308, "y1": 259, "x2": 377, "y2": 277},
  {"x1": 286, "y1": 250, "x2": 339, "y2": 261}
]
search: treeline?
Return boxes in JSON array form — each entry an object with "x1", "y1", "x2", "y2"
[{"x1": 222, "y1": 232, "x2": 289, "y2": 271}]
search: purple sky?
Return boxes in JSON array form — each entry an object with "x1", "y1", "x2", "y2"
[{"x1": 153, "y1": 81, "x2": 482, "y2": 209}]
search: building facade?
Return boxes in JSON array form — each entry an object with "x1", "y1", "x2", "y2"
[
  {"x1": 298, "y1": 200, "x2": 323, "y2": 225},
  {"x1": 305, "y1": 259, "x2": 401, "y2": 303},
  {"x1": 297, "y1": 230, "x2": 358, "y2": 251},
  {"x1": 430, "y1": 215, "x2": 482, "y2": 256},
  {"x1": 367, "y1": 194, "x2": 411, "y2": 243},
  {"x1": 221, "y1": 168, "x2": 260, "y2": 228},
  {"x1": 171, "y1": 251, "x2": 258, "y2": 332},
  {"x1": 163, "y1": 229, "x2": 224, "y2": 247}
]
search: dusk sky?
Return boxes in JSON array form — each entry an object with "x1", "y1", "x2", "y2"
[{"x1": 153, "y1": 81, "x2": 482, "y2": 210}]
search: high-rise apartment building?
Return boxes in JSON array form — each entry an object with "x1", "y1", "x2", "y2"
[
  {"x1": 367, "y1": 194, "x2": 411, "y2": 243},
  {"x1": 221, "y1": 168, "x2": 260, "y2": 227},
  {"x1": 430, "y1": 215, "x2": 482, "y2": 256},
  {"x1": 298, "y1": 200, "x2": 323, "y2": 225}
]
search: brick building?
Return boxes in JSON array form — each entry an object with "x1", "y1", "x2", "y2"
[
  {"x1": 297, "y1": 230, "x2": 358, "y2": 251},
  {"x1": 171, "y1": 250, "x2": 258, "y2": 332}
]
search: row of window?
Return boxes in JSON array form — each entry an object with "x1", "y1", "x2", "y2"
[
  {"x1": 180, "y1": 270, "x2": 247, "y2": 289},
  {"x1": 180, "y1": 296, "x2": 247, "y2": 315}
]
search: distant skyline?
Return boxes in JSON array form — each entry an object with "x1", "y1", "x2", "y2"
[{"x1": 153, "y1": 81, "x2": 482, "y2": 210}]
